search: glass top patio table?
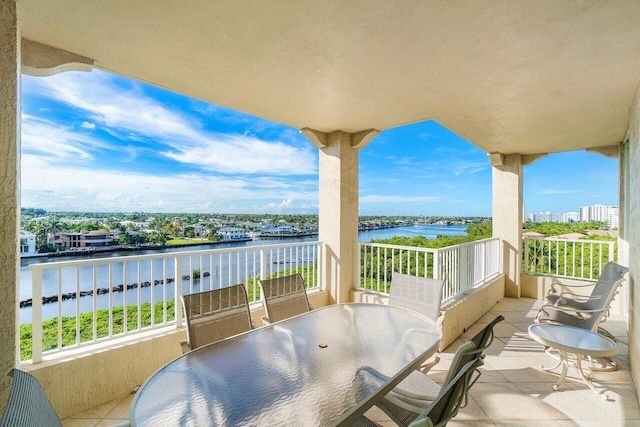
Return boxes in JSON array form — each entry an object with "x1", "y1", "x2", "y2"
[{"x1": 130, "y1": 303, "x2": 441, "y2": 426}]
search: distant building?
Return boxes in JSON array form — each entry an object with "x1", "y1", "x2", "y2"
[
  {"x1": 216, "y1": 227, "x2": 247, "y2": 240},
  {"x1": 525, "y1": 205, "x2": 618, "y2": 228},
  {"x1": 533, "y1": 212, "x2": 552, "y2": 222},
  {"x1": 48, "y1": 230, "x2": 114, "y2": 249},
  {"x1": 563, "y1": 212, "x2": 580, "y2": 223},
  {"x1": 19, "y1": 231, "x2": 37, "y2": 256},
  {"x1": 580, "y1": 204, "x2": 618, "y2": 228}
]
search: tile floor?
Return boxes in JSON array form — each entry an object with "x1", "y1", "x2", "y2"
[{"x1": 62, "y1": 297, "x2": 639, "y2": 426}]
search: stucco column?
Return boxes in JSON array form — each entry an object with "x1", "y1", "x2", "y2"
[
  {"x1": 491, "y1": 153, "x2": 523, "y2": 297},
  {"x1": 302, "y1": 128, "x2": 379, "y2": 304},
  {"x1": 0, "y1": 0, "x2": 20, "y2": 411}
]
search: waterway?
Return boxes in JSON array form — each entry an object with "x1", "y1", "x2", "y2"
[{"x1": 20, "y1": 224, "x2": 467, "y2": 323}]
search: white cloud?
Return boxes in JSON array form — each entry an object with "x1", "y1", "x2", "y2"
[
  {"x1": 21, "y1": 155, "x2": 317, "y2": 212},
  {"x1": 162, "y1": 134, "x2": 316, "y2": 175},
  {"x1": 28, "y1": 71, "x2": 317, "y2": 176},
  {"x1": 536, "y1": 189, "x2": 582, "y2": 195},
  {"x1": 81, "y1": 121, "x2": 96, "y2": 130},
  {"x1": 21, "y1": 115, "x2": 107, "y2": 161}
]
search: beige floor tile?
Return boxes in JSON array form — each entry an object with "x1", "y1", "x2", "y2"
[
  {"x1": 62, "y1": 419, "x2": 99, "y2": 427},
  {"x1": 103, "y1": 394, "x2": 134, "y2": 419},
  {"x1": 565, "y1": 382, "x2": 640, "y2": 420},
  {"x1": 513, "y1": 381, "x2": 613, "y2": 421},
  {"x1": 469, "y1": 382, "x2": 555, "y2": 421},
  {"x1": 448, "y1": 421, "x2": 497, "y2": 426},
  {"x1": 492, "y1": 422, "x2": 563, "y2": 427},
  {"x1": 555, "y1": 421, "x2": 626, "y2": 427},
  {"x1": 491, "y1": 310, "x2": 531, "y2": 323},
  {"x1": 454, "y1": 395, "x2": 491, "y2": 421},
  {"x1": 474, "y1": 367, "x2": 509, "y2": 384},
  {"x1": 493, "y1": 322, "x2": 525, "y2": 339},
  {"x1": 363, "y1": 406, "x2": 399, "y2": 427},
  {"x1": 70, "y1": 399, "x2": 119, "y2": 419},
  {"x1": 94, "y1": 419, "x2": 129, "y2": 427}
]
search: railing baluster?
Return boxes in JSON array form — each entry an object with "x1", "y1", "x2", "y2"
[{"x1": 31, "y1": 266, "x2": 43, "y2": 363}]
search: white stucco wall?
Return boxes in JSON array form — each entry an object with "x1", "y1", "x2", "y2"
[
  {"x1": 625, "y1": 82, "x2": 640, "y2": 397},
  {"x1": 0, "y1": 0, "x2": 19, "y2": 411}
]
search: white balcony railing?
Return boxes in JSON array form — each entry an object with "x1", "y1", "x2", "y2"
[
  {"x1": 523, "y1": 236, "x2": 616, "y2": 280},
  {"x1": 26, "y1": 241, "x2": 322, "y2": 363},
  {"x1": 358, "y1": 237, "x2": 500, "y2": 301}
]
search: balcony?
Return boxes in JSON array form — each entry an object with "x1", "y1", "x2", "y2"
[
  {"x1": 4, "y1": 3, "x2": 640, "y2": 425},
  {"x1": 17, "y1": 237, "x2": 636, "y2": 424},
  {"x1": 59, "y1": 297, "x2": 639, "y2": 425}
]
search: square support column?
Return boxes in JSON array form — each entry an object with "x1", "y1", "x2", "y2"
[
  {"x1": 317, "y1": 131, "x2": 360, "y2": 304},
  {"x1": 492, "y1": 154, "x2": 523, "y2": 297},
  {"x1": 0, "y1": 0, "x2": 20, "y2": 411}
]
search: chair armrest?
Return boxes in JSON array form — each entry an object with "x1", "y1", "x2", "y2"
[
  {"x1": 548, "y1": 281, "x2": 596, "y2": 295},
  {"x1": 261, "y1": 315, "x2": 271, "y2": 326},
  {"x1": 555, "y1": 292, "x2": 602, "y2": 306},
  {"x1": 419, "y1": 356, "x2": 441, "y2": 374},
  {"x1": 537, "y1": 303, "x2": 609, "y2": 324},
  {"x1": 179, "y1": 340, "x2": 191, "y2": 354}
]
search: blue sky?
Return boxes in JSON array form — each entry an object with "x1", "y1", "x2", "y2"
[{"x1": 20, "y1": 70, "x2": 619, "y2": 216}]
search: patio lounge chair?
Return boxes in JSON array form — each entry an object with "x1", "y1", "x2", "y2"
[
  {"x1": 259, "y1": 273, "x2": 311, "y2": 325},
  {"x1": 374, "y1": 315, "x2": 505, "y2": 426},
  {"x1": 0, "y1": 369, "x2": 62, "y2": 427},
  {"x1": 536, "y1": 261, "x2": 628, "y2": 337},
  {"x1": 180, "y1": 284, "x2": 253, "y2": 352},
  {"x1": 536, "y1": 262, "x2": 627, "y2": 371}
]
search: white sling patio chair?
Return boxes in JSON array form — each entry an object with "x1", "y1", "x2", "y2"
[
  {"x1": 389, "y1": 272, "x2": 444, "y2": 325},
  {"x1": 0, "y1": 369, "x2": 62, "y2": 427},
  {"x1": 536, "y1": 261, "x2": 628, "y2": 336},
  {"x1": 374, "y1": 315, "x2": 504, "y2": 426},
  {"x1": 536, "y1": 261, "x2": 628, "y2": 370},
  {"x1": 353, "y1": 358, "x2": 485, "y2": 427},
  {"x1": 258, "y1": 273, "x2": 311, "y2": 325},
  {"x1": 388, "y1": 272, "x2": 445, "y2": 373},
  {"x1": 180, "y1": 284, "x2": 253, "y2": 353}
]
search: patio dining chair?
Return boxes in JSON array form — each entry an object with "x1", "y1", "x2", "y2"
[
  {"x1": 0, "y1": 369, "x2": 62, "y2": 427},
  {"x1": 536, "y1": 261, "x2": 628, "y2": 337},
  {"x1": 180, "y1": 284, "x2": 253, "y2": 352},
  {"x1": 353, "y1": 359, "x2": 484, "y2": 427},
  {"x1": 389, "y1": 272, "x2": 444, "y2": 325},
  {"x1": 258, "y1": 273, "x2": 311, "y2": 325},
  {"x1": 375, "y1": 315, "x2": 504, "y2": 426},
  {"x1": 389, "y1": 272, "x2": 445, "y2": 373}
]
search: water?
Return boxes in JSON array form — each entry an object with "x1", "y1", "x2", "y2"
[{"x1": 20, "y1": 224, "x2": 467, "y2": 323}]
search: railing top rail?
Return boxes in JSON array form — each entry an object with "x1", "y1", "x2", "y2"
[
  {"x1": 29, "y1": 240, "x2": 323, "y2": 271},
  {"x1": 359, "y1": 242, "x2": 439, "y2": 252},
  {"x1": 523, "y1": 237, "x2": 615, "y2": 245},
  {"x1": 360, "y1": 237, "x2": 498, "y2": 252}
]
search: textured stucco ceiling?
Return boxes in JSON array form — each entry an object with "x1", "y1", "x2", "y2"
[{"x1": 17, "y1": 0, "x2": 640, "y2": 155}]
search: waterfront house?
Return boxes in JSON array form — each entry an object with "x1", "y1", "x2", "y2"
[
  {"x1": 18, "y1": 231, "x2": 36, "y2": 257},
  {"x1": 216, "y1": 227, "x2": 247, "y2": 241},
  {"x1": 2, "y1": 1, "x2": 640, "y2": 423},
  {"x1": 47, "y1": 230, "x2": 115, "y2": 249}
]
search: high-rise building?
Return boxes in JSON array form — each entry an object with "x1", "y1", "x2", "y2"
[
  {"x1": 579, "y1": 204, "x2": 619, "y2": 229},
  {"x1": 525, "y1": 206, "x2": 618, "y2": 228}
]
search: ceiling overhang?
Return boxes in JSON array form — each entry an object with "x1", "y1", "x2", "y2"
[{"x1": 17, "y1": 1, "x2": 640, "y2": 155}]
